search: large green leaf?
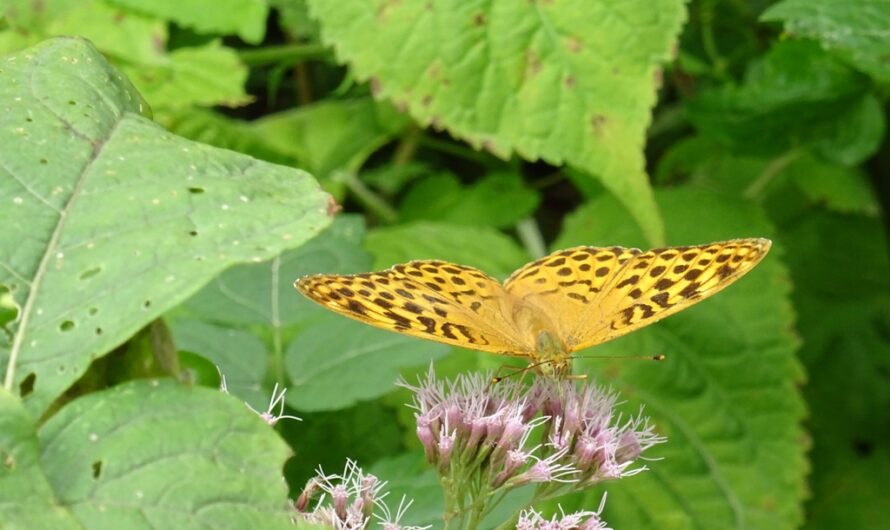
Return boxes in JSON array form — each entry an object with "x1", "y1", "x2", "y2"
[
  {"x1": 687, "y1": 40, "x2": 884, "y2": 165},
  {"x1": 168, "y1": 217, "x2": 449, "y2": 412},
  {"x1": 0, "y1": 388, "x2": 81, "y2": 530},
  {"x1": 762, "y1": 0, "x2": 890, "y2": 83},
  {"x1": 551, "y1": 188, "x2": 806, "y2": 530},
  {"x1": 779, "y1": 212, "x2": 890, "y2": 530},
  {"x1": 106, "y1": 0, "x2": 269, "y2": 44},
  {"x1": 33, "y1": 379, "x2": 294, "y2": 529},
  {"x1": 308, "y1": 0, "x2": 689, "y2": 244},
  {"x1": 0, "y1": 38, "x2": 333, "y2": 416}
]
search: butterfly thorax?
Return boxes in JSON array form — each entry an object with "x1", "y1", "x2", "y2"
[
  {"x1": 510, "y1": 301, "x2": 571, "y2": 377},
  {"x1": 533, "y1": 330, "x2": 572, "y2": 377}
]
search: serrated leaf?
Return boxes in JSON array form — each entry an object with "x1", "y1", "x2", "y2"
[
  {"x1": 36, "y1": 379, "x2": 295, "y2": 529},
  {"x1": 783, "y1": 154, "x2": 878, "y2": 216},
  {"x1": 762, "y1": 0, "x2": 890, "y2": 83},
  {"x1": 0, "y1": 38, "x2": 332, "y2": 416},
  {"x1": 1, "y1": 0, "x2": 167, "y2": 65},
  {"x1": 365, "y1": 222, "x2": 529, "y2": 277},
  {"x1": 552, "y1": 188, "x2": 805, "y2": 530},
  {"x1": 687, "y1": 40, "x2": 883, "y2": 165},
  {"x1": 308, "y1": 0, "x2": 688, "y2": 244},
  {"x1": 106, "y1": 0, "x2": 269, "y2": 44},
  {"x1": 779, "y1": 212, "x2": 890, "y2": 530},
  {"x1": 0, "y1": 2, "x2": 250, "y2": 110},
  {"x1": 121, "y1": 40, "x2": 251, "y2": 110},
  {"x1": 0, "y1": 388, "x2": 82, "y2": 530},
  {"x1": 400, "y1": 172, "x2": 540, "y2": 228}
]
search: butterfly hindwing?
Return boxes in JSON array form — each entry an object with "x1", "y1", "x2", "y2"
[{"x1": 295, "y1": 260, "x2": 533, "y2": 356}]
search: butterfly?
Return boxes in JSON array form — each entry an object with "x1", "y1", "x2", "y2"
[{"x1": 294, "y1": 239, "x2": 771, "y2": 377}]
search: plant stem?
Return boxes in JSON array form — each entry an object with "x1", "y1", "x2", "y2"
[
  {"x1": 333, "y1": 170, "x2": 399, "y2": 224},
  {"x1": 393, "y1": 126, "x2": 421, "y2": 166},
  {"x1": 516, "y1": 218, "x2": 547, "y2": 258},
  {"x1": 744, "y1": 149, "x2": 802, "y2": 199},
  {"x1": 416, "y1": 135, "x2": 493, "y2": 165}
]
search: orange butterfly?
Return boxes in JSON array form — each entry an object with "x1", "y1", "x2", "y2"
[{"x1": 295, "y1": 239, "x2": 770, "y2": 377}]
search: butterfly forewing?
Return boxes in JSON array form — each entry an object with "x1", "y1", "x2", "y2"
[
  {"x1": 510, "y1": 238, "x2": 771, "y2": 352},
  {"x1": 295, "y1": 260, "x2": 533, "y2": 356}
]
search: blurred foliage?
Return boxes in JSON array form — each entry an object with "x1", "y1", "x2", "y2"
[{"x1": 0, "y1": 1, "x2": 887, "y2": 529}]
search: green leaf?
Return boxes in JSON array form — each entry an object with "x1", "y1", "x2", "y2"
[
  {"x1": 400, "y1": 172, "x2": 540, "y2": 228},
  {"x1": 552, "y1": 188, "x2": 806, "y2": 530},
  {"x1": 37, "y1": 379, "x2": 295, "y2": 528},
  {"x1": 779, "y1": 212, "x2": 890, "y2": 530},
  {"x1": 0, "y1": 38, "x2": 332, "y2": 416},
  {"x1": 365, "y1": 222, "x2": 529, "y2": 277},
  {"x1": 0, "y1": 2, "x2": 250, "y2": 111},
  {"x1": 0, "y1": 387, "x2": 82, "y2": 530},
  {"x1": 284, "y1": 310, "x2": 449, "y2": 411},
  {"x1": 121, "y1": 40, "x2": 251, "y2": 110},
  {"x1": 687, "y1": 40, "x2": 883, "y2": 165},
  {"x1": 163, "y1": 107, "x2": 298, "y2": 167},
  {"x1": 308, "y1": 0, "x2": 689, "y2": 244},
  {"x1": 46, "y1": 0, "x2": 167, "y2": 64},
  {"x1": 782, "y1": 154, "x2": 879, "y2": 216},
  {"x1": 105, "y1": 0, "x2": 270, "y2": 44},
  {"x1": 283, "y1": 400, "x2": 403, "y2": 484},
  {"x1": 251, "y1": 98, "x2": 409, "y2": 179},
  {"x1": 762, "y1": 0, "x2": 890, "y2": 83},
  {"x1": 168, "y1": 217, "x2": 448, "y2": 412}
]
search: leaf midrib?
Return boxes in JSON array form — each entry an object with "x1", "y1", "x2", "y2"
[{"x1": 2, "y1": 68, "x2": 125, "y2": 391}]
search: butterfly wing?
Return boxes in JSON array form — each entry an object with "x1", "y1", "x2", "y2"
[
  {"x1": 505, "y1": 239, "x2": 771, "y2": 352},
  {"x1": 295, "y1": 260, "x2": 533, "y2": 356}
]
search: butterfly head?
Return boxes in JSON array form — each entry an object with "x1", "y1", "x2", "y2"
[{"x1": 532, "y1": 330, "x2": 572, "y2": 378}]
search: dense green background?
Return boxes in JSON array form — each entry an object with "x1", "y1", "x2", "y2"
[{"x1": 0, "y1": 1, "x2": 887, "y2": 529}]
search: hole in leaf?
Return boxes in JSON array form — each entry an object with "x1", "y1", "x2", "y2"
[
  {"x1": 59, "y1": 320, "x2": 74, "y2": 332},
  {"x1": 92, "y1": 460, "x2": 102, "y2": 479},
  {"x1": 143, "y1": 300, "x2": 151, "y2": 309},
  {"x1": 79, "y1": 266, "x2": 102, "y2": 280},
  {"x1": 19, "y1": 373, "x2": 35, "y2": 397},
  {"x1": 189, "y1": 230, "x2": 198, "y2": 237},
  {"x1": 188, "y1": 187, "x2": 205, "y2": 194}
]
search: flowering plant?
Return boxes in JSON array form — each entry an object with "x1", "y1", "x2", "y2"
[{"x1": 293, "y1": 367, "x2": 664, "y2": 530}]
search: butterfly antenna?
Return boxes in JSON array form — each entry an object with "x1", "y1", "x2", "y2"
[{"x1": 569, "y1": 353, "x2": 666, "y2": 362}]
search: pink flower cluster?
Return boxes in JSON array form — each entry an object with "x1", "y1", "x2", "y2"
[
  {"x1": 402, "y1": 368, "x2": 663, "y2": 491},
  {"x1": 294, "y1": 459, "x2": 428, "y2": 530}
]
